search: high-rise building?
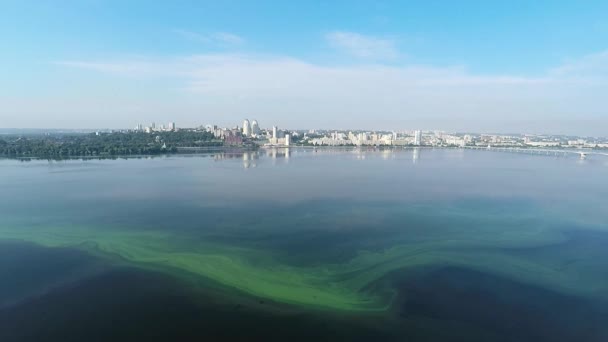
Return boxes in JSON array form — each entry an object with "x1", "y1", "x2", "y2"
[
  {"x1": 414, "y1": 130, "x2": 422, "y2": 146},
  {"x1": 272, "y1": 126, "x2": 278, "y2": 139},
  {"x1": 251, "y1": 120, "x2": 260, "y2": 135},
  {"x1": 285, "y1": 133, "x2": 291, "y2": 146},
  {"x1": 168, "y1": 122, "x2": 176, "y2": 131},
  {"x1": 243, "y1": 119, "x2": 251, "y2": 137}
]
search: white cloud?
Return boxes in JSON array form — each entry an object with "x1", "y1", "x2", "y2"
[
  {"x1": 41, "y1": 50, "x2": 608, "y2": 134},
  {"x1": 173, "y1": 29, "x2": 244, "y2": 45},
  {"x1": 549, "y1": 50, "x2": 608, "y2": 82},
  {"x1": 212, "y1": 32, "x2": 244, "y2": 44},
  {"x1": 53, "y1": 60, "x2": 162, "y2": 76},
  {"x1": 326, "y1": 31, "x2": 399, "y2": 59},
  {"x1": 54, "y1": 54, "x2": 550, "y2": 91}
]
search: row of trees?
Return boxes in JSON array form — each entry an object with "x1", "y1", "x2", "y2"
[{"x1": 0, "y1": 130, "x2": 223, "y2": 158}]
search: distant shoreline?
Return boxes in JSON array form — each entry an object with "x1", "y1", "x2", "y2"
[{"x1": 3, "y1": 145, "x2": 606, "y2": 162}]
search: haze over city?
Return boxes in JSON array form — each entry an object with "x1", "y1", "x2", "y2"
[{"x1": 1, "y1": 1, "x2": 607, "y2": 135}]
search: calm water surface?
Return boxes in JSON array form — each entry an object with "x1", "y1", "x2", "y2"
[{"x1": 1, "y1": 148, "x2": 607, "y2": 341}]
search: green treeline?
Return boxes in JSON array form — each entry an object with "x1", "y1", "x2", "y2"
[{"x1": 0, "y1": 131, "x2": 222, "y2": 158}]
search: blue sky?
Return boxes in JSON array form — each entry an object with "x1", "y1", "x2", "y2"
[{"x1": 1, "y1": 1, "x2": 607, "y2": 135}]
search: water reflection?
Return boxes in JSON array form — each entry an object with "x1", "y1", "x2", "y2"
[
  {"x1": 265, "y1": 148, "x2": 291, "y2": 165},
  {"x1": 213, "y1": 151, "x2": 259, "y2": 169},
  {"x1": 212, "y1": 149, "x2": 296, "y2": 168}
]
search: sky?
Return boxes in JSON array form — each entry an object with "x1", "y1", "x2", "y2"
[{"x1": 1, "y1": 1, "x2": 607, "y2": 135}]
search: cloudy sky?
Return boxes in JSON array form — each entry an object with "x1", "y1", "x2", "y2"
[{"x1": 1, "y1": 1, "x2": 607, "y2": 135}]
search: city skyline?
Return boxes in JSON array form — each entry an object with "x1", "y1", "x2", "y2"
[
  {"x1": 125, "y1": 118, "x2": 608, "y2": 146},
  {"x1": 4, "y1": 118, "x2": 608, "y2": 140},
  {"x1": 1, "y1": 1, "x2": 607, "y2": 135}
]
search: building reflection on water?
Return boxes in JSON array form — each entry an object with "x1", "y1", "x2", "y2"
[
  {"x1": 266, "y1": 147, "x2": 291, "y2": 162},
  {"x1": 212, "y1": 148, "x2": 294, "y2": 168},
  {"x1": 351, "y1": 147, "x2": 421, "y2": 165},
  {"x1": 213, "y1": 150, "x2": 260, "y2": 169},
  {"x1": 211, "y1": 147, "x2": 425, "y2": 168}
]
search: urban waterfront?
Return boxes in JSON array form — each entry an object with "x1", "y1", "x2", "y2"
[{"x1": 1, "y1": 148, "x2": 607, "y2": 341}]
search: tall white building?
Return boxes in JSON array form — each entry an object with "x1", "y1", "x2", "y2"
[
  {"x1": 414, "y1": 130, "x2": 422, "y2": 146},
  {"x1": 272, "y1": 126, "x2": 278, "y2": 139},
  {"x1": 242, "y1": 119, "x2": 251, "y2": 137},
  {"x1": 285, "y1": 133, "x2": 291, "y2": 146},
  {"x1": 168, "y1": 122, "x2": 176, "y2": 131},
  {"x1": 251, "y1": 120, "x2": 260, "y2": 135}
]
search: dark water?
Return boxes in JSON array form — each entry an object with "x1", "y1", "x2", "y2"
[
  {"x1": 0, "y1": 248, "x2": 386, "y2": 342},
  {"x1": 1, "y1": 148, "x2": 607, "y2": 341}
]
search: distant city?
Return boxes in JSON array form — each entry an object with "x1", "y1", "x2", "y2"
[
  {"x1": 2, "y1": 119, "x2": 607, "y2": 160},
  {"x1": 125, "y1": 119, "x2": 608, "y2": 150}
]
